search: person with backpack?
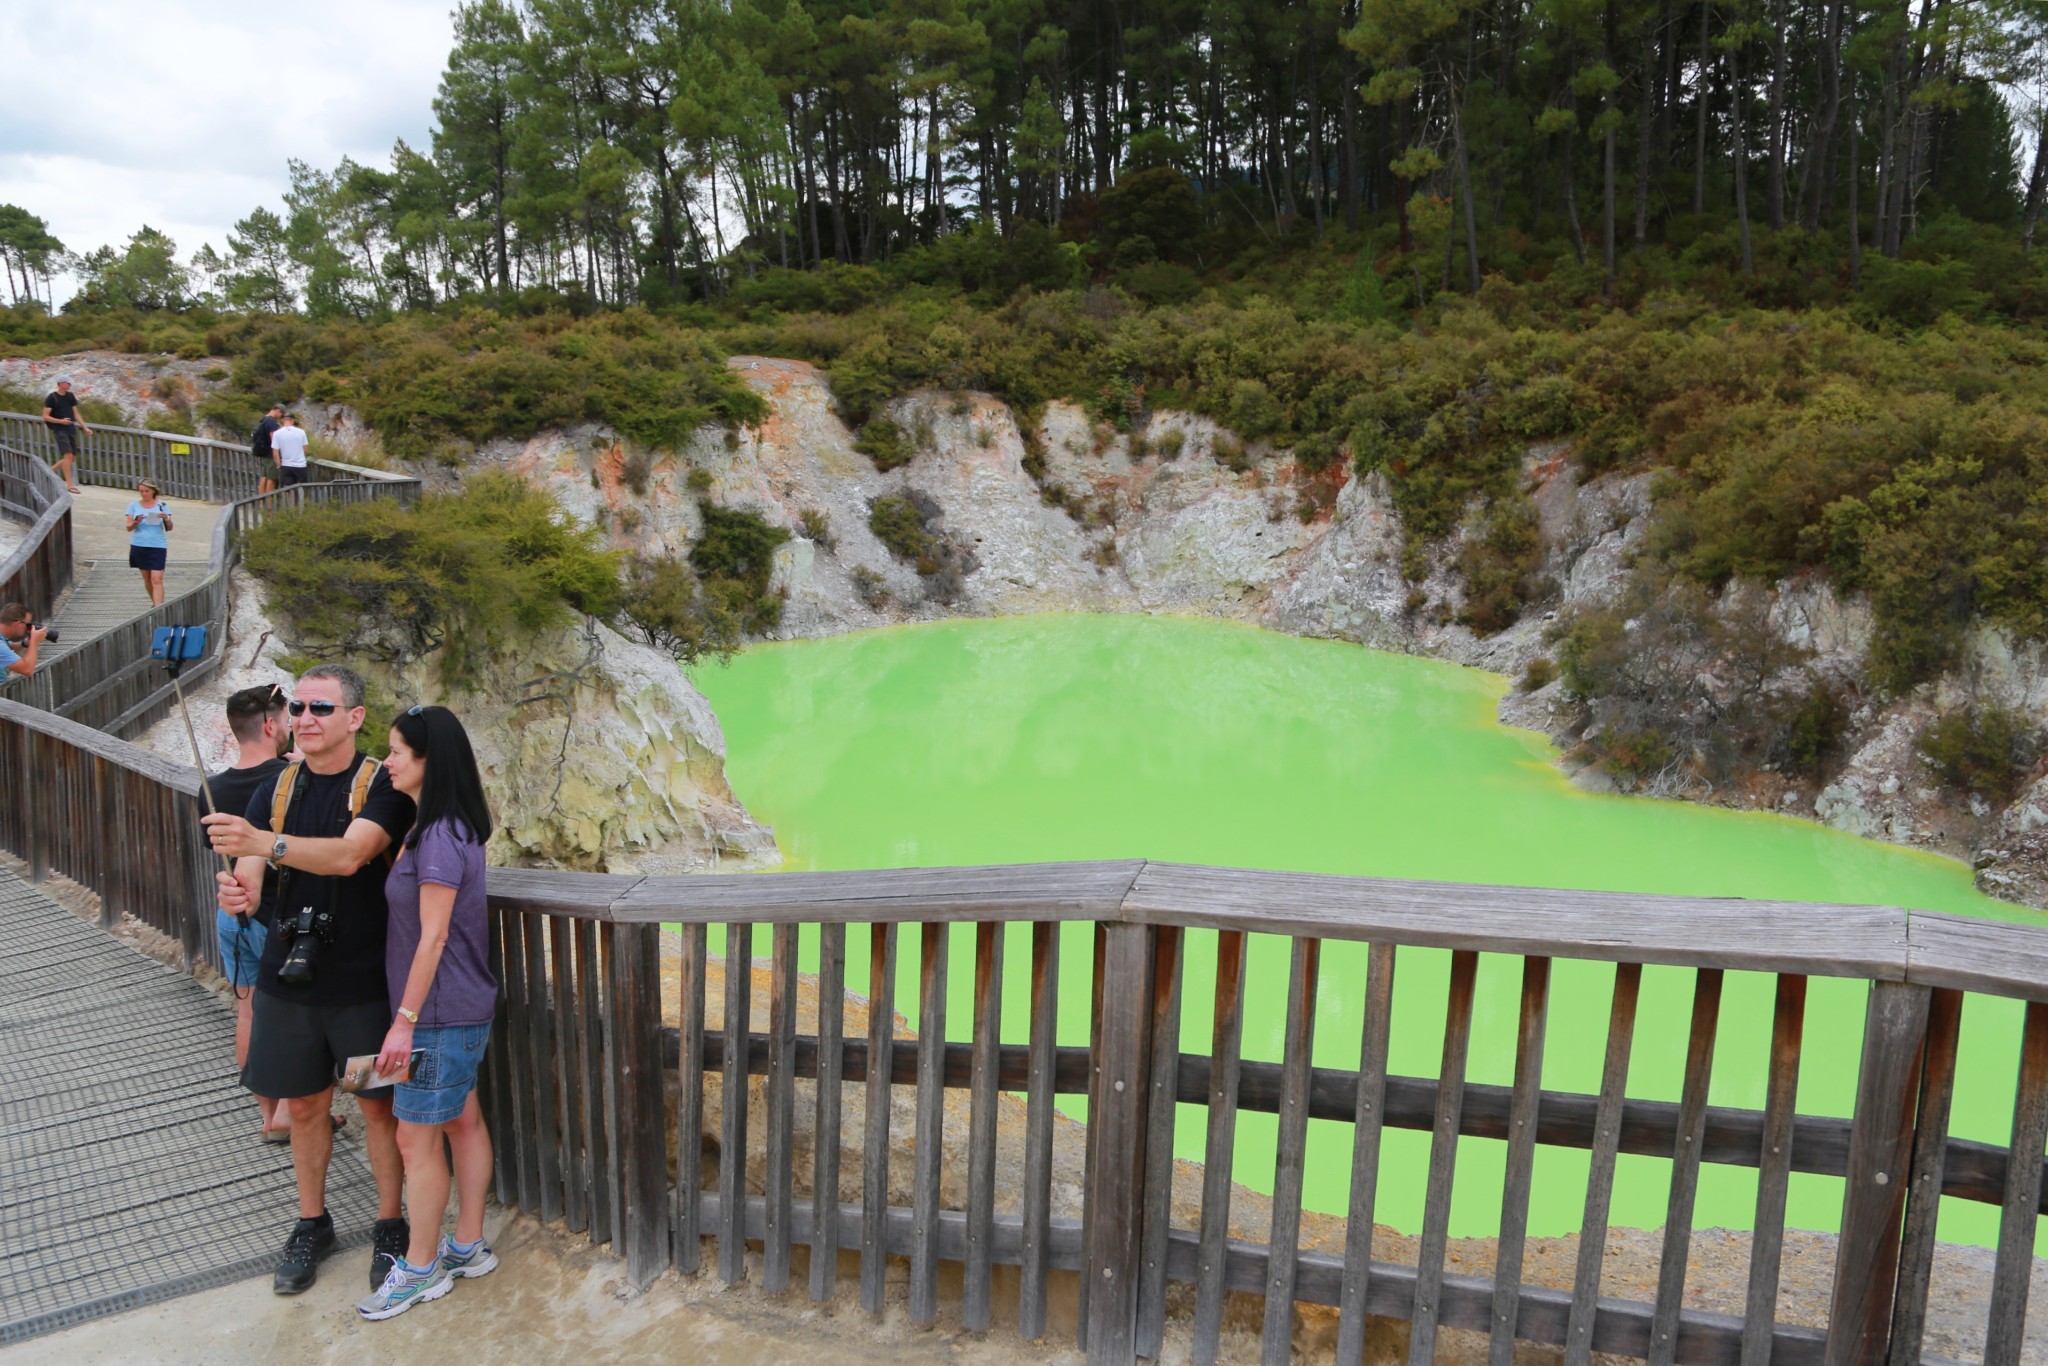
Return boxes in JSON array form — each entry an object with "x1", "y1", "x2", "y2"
[
  {"x1": 251, "y1": 404, "x2": 283, "y2": 494},
  {"x1": 356, "y1": 704, "x2": 499, "y2": 1320},
  {"x1": 203, "y1": 663, "x2": 416, "y2": 1299}
]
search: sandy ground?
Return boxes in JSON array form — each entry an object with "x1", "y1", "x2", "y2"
[{"x1": 0, "y1": 1207, "x2": 1092, "y2": 1366}]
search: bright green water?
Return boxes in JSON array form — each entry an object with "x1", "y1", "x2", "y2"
[{"x1": 693, "y1": 614, "x2": 2040, "y2": 1248}]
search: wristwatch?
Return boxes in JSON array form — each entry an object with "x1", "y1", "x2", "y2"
[
  {"x1": 396, "y1": 1006, "x2": 419, "y2": 1024},
  {"x1": 269, "y1": 835, "x2": 288, "y2": 865}
]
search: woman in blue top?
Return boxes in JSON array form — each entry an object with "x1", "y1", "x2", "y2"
[
  {"x1": 124, "y1": 480, "x2": 172, "y2": 605},
  {"x1": 361, "y1": 704, "x2": 500, "y2": 1321}
]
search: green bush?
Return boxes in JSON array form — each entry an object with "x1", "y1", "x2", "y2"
[
  {"x1": 869, "y1": 494, "x2": 939, "y2": 562},
  {"x1": 620, "y1": 553, "x2": 772, "y2": 664},
  {"x1": 209, "y1": 308, "x2": 764, "y2": 462},
  {"x1": 1456, "y1": 495, "x2": 1550, "y2": 634},
  {"x1": 238, "y1": 471, "x2": 620, "y2": 687},
  {"x1": 855, "y1": 416, "x2": 911, "y2": 471},
  {"x1": 1518, "y1": 656, "x2": 1557, "y2": 692},
  {"x1": 1919, "y1": 705, "x2": 2042, "y2": 801}
]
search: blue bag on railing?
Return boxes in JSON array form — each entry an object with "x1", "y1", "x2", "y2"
[{"x1": 149, "y1": 624, "x2": 207, "y2": 664}]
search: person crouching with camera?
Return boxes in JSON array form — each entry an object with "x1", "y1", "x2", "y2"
[{"x1": 203, "y1": 664, "x2": 415, "y2": 1298}]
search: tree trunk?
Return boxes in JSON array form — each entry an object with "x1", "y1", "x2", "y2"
[
  {"x1": 1564, "y1": 129, "x2": 1588, "y2": 264},
  {"x1": 1605, "y1": 123, "x2": 1618, "y2": 292},
  {"x1": 1635, "y1": 10, "x2": 1658, "y2": 248},
  {"x1": 2024, "y1": 109, "x2": 2048, "y2": 251},
  {"x1": 1799, "y1": 0, "x2": 1845, "y2": 231},
  {"x1": 1693, "y1": 0, "x2": 1711, "y2": 214},
  {"x1": 1453, "y1": 94, "x2": 1481, "y2": 290},
  {"x1": 1732, "y1": 20, "x2": 1754, "y2": 274},
  {"x1": 1848, "y1": 104, "x2": 1862, "y2": 286},
  {"x1": 1765, "y1": 0, "x2": 1788, "y2": 228}
]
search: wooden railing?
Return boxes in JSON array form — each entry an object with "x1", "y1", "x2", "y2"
[
  {"x1": 2, "y1": 698, "x2": 2043, "y2": 1366},
  {"x1": 0, "y1": 441, "x2": 73, "y2": 618},
  {"x1": 0, "y1": 410, "x2": 397, "y2": 504},
  {"x1": 0, "y1": 419, "x2": 418, "y2": 736}
]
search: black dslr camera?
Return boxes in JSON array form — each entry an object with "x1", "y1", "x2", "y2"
[
  {"x1": 23, "y1": 611, "x2": 55, "y2": 643},
  {"x1": 275, "y1": 896, "x2": 339, "y2": 985}
]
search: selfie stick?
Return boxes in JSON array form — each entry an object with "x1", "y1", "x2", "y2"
[{"x1": 150, "y1": 625, "x2": 233, "y2": 874}]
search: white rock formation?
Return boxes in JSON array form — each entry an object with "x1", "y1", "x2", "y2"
[{"x1": 131, "y1": 568, "x2": 775, "y2": 874}]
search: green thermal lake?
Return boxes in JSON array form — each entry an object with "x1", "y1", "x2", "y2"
[{"x1": 693, "y1": 613, "x2": 2041, "y2": 1248}]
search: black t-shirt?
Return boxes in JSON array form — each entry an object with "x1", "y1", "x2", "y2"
[
  {"x1": 202, "y1": 757, "x2": 287, "y2": 926},
  {"x1": 44, "y1": 391, "x2": 78, "y2": 425},
  {"x1": 244, "y1": 753, "x2": 415, "y2": 1007},
  {"x1": 252, "y1": 414, "x2": 279, "y2": 457}
]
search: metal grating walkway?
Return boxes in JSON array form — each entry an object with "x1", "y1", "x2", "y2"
[{"x1": 0, "y1": 869, "x2": 379, "y2": 1345}]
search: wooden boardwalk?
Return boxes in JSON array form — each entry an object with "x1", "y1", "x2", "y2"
[
  {"x1": 0, "y1": 865, "x2": 378, "y2": 1344},
  {"x1": 40, "y1": 486, "x2": 212, "y2": 670}
]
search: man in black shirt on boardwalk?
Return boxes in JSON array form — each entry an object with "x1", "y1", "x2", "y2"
[
  {"x1": 250, "y1": 404, "x2": 282, "y2": 494},
  {"x1": 203, "y1": 685, "x2": 293, "y2": 1139},
  {"x1": 205, "y1": 664, "x2": 416, "y2": 1297},
  {"x1": 41, "y1": 377, "x2": 89, "y2": 493}
]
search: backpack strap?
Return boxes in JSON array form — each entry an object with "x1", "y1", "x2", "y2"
[
  {"x1": 348, "y1": 756, "x2": 382, "y2": 820},
  {"x1": 269, "y1": 762, "x2": 302, "y2": 834}
]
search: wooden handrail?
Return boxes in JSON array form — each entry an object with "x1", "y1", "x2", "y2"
[{"x1": 0, "y1": 441, "x2": 74, "y2": 615}]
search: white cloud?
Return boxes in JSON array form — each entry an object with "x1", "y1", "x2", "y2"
[{"x1": 0, "y1": 0, "x2": 454, "y2": 287}]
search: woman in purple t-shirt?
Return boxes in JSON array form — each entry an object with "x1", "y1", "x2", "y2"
[{"x1": 363, "y1": 705, "x2": 500, "y2": 1319}]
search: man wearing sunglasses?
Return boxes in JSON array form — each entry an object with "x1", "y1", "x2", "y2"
[{"x1": 203, "y1": 664, "x2": 416, "y2": 1299}]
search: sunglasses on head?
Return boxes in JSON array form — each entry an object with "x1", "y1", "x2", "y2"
[{"x1": 287, "y1": 699, "x2": 345, "y2": 717}]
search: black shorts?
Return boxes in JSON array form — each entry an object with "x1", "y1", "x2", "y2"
[
  {"x1": 129, "y1": 545, "x2": 166, "y2": 571},
  {"x1": 47, "y1": 425, "x2": 75, "y2": 455},
  {"x1": 278, "y1": 465, "x2": 310, "y2": 487},
  {"x1": 244, "y1": 990, "x2": 392, "y2": 1099}
]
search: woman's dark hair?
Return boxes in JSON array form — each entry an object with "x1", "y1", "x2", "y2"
[{"x1": 390, "y1": 705, "x2": 493, "y2": 847}]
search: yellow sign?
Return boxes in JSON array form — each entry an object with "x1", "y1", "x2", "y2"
[{"x1": 170, "y1": 443, "x2": 190, "y2": 454}]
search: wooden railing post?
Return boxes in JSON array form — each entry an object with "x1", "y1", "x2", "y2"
[
  {"x1": 1085, "y1": 921, "x2": 1156, "y2": 1365},
  {"x1": 610, "y1": 920, "x2": 670, "y2": 1286},
  {"x1": 1825, "y1": 980, "x2": 1932, "y2": 1366},
  {"x1": 20, "y1": 722, "x2": 48, "y2": 883}
]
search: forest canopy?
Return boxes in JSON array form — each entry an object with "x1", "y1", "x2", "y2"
[{"x1": 7, "y1": 0, "x2": 2045, "y2": 314}]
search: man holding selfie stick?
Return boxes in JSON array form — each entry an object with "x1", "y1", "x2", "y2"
[{"x1": 204, "y1": 663, "x2": 416, "y2": 1297}]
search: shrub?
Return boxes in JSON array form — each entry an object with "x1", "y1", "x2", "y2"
[
  {"x1": 1919, "y1": 705, "x2": 2042, "y2": 801},
  {"x1": 856, "y1": 416, "x2": 911, "y2": 471},
  {"x1": 1774, "y1": 683, "x2": 1850, "y2": 777},
  {"x1": 1519, "y1": 657, "x2": 1557, "y2": 692},
  {"x1": 849, "y1": 565, "x2": 891, "y2": 609},
  {"x1": 238, "y1": 471, "x2": 620, "y2": 688},
  {"x1": 689, "y1": 502, "x2": 791, "y2": 592},
  {"x1": 799, "y1": 507, "x2": 833, "y2": 550},
  {"x1": 210, "y1": 308, "x2": 765, "y2": 463},
  {"x1": 869, "y1": 493, "x2": 939, "y2": 562},
  {"x1": 685, "y1": 466, "x2": 715, "y2": 493},
  {"x1": 868, "y1": 489, "x2": 978, "y2": 601},
  {"x1": 1456, "y1": 495, "x2": 1550, "y2": 634},
  {"x1": 1553, "y1": 572, "x2": 1824, "y2": 787},
  {"x1": 618, "y1": 553, "x2": 776, "y2": 663}
]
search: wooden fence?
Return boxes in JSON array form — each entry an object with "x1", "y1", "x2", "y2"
[
  {"x1": 1, "y1": 695, "x2": 2043, "y2": 1366},
  {"x1": 0, "y1": 442, "x2": 72, "y2": 621},
  {"x1": 0, "y1": 411, "x2": 383, "y2": 504},
  {"x1": 0, "y1": 417, "x2": 419, "y2": 736}
]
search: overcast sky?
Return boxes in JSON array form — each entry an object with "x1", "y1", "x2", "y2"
[{"x1": 0, "y1": 0, "x2": 454, "y2": 288}]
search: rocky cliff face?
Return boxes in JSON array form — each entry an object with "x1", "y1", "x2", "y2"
[
  {"x1": 131, "y1": 568, "x2": 776, "y2": 874},
  {"x1": 21, "y1": 345, "x2": 2041, "y2": 907},
  {"x1": 460, "y1": 356, "x2": 2041, "y2": 909}
]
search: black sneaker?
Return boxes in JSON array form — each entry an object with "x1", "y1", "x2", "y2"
[
  {"x1": 369, "y1": 1217, "x2": 411, "y2": 1292},
  {"x1": 273, "y1": 1213, "x2": 335, "y2": 1294}
]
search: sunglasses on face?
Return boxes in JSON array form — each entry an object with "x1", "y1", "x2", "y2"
[{"x1": 287, "y1": 699, "x2": 344, "y2": 717}]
